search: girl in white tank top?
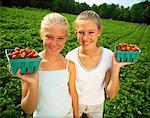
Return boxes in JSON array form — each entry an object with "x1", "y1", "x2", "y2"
[
  {"x1": 33, "y1": 60, "x2": 73, "y2": 117},
  {"x1": 66, "y1": 10, "x2": 134, "y2": 118},
  {"x1": 9, "y1": 13, "x2": 79, "y2": 118}
]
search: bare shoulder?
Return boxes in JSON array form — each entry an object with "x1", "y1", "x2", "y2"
[
  {"x1": 67, "y1": 60, "x2": 76, "y2": 81},
  {"x1": 67, "y1": 60, "x2": 76, "y2": 73},
  {"x1": 68, "y1": 60, "x2": 75, "y2": 68}
]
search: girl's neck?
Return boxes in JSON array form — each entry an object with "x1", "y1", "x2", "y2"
[
  {"x1": 79, "y1": 46, "x2": 101, "y2": 56},
  {"x1": 42, "y1": 50, "x2": 63, "y2": 61}
]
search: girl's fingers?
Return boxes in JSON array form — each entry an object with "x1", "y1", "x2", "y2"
[
  {"x1": 33, "y1": 72, "x2": 38, "y2": 78},
  {"x1": 21, "y1": 75, "x2": 31, "y2": 83},
  {"x1": 122, "y1": 61, "x2": 135, "y2": 65},
  {"x1": 7, "y1": 65, "x2": 16, "y2": 76},
  {"x1": 7, "y1": 65, "x2": 11, "y2": 73},
  {"x1": 21, "y1": 72, "x2": 38, "y2": 85},
  {"x1": 7, "y1": 65, "x2": 38, "y2": 85},
  {"x1": 119, "y1": 62, "x2": 135, "y2": 68},
  {"x1": 7, "y1": 65, "x2": 23, "y2": 78},
  {"x1": 112, "y1": 55, "x2": 135, "y2": 68},
  {"x1": 16, "y1": 69, "x2": 22, "y2": 78}
]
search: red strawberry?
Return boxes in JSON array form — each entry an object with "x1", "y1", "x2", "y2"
[
  {"x1": 32, "y1": 53, "x2": 38, "y2": 58},
  {"x1": 8, "y1": 51, "x2": 20, "y2": 59},
  {"x1": 8, "y1": 53, "x2": 13, "y2": 58},
  {"x1": 27, "y1": 51, "x2": 35, "y2": 58},
  {"x1": 22, "y1": 51, "x2": 27, "y2": 55},
  {"x1": 12, "y1": 51, "x2": 20, "y2": 56},
  {"x1": 130, "y1": 46, "x2": 137, "y2": 51},
  {"x1": 12, "y1": 54, "x2": 18, "y2": 59},
  {"x1": 122, "y1": 43, "x2": 128, "y2": 51},
  {"x1": 116, "y1": 45, "x2": 122, "y2": 50}
]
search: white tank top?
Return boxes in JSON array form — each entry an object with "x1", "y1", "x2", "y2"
[
  {"x1": 66, "y1": 47, "x2": 113, "y2": 105},
  {"x1": 33, "y1": 60, "x2": 72, "y2": 117}
]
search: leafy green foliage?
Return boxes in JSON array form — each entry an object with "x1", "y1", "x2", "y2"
[{"x1": 0, "y1": 7, "x2": 149, "y2": 117}]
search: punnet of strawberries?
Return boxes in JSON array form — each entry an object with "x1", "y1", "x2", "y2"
[
  {"x1": 5, "y1": 47, "x2": 42, "y2": 74},
  {"x1": 8, "y1": 47, "x2": 39, "y2": 59},
  {"x1": 115, "y1": 43, "x2": 141, "y2": 62}
]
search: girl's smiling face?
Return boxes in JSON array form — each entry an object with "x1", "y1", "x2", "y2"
[
  {"x1": 75, "y1": 20, "x2": 102, "y2": 49},
  {"x1": 41, "y1": 24, "x2": 67, "y2": 55}
]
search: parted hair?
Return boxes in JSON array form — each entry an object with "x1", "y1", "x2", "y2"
[
  {"x1": 40, "y1": 13, "x2": 69, "y2": 36},
  {"x1": 74, "y1": 10, "x2": 102, "y2": 30}
]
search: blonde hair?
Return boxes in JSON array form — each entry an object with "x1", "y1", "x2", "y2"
[
  {"x1": 74, "y1": 10, "x2": 102, "y2": 30},
  {"x1": 40, "y1": 13, "x2": 69, "y2": 37}
]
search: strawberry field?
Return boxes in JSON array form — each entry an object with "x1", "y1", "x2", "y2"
[{"x1": 0, "y1": 7, "x2": 150, "y2": 117}]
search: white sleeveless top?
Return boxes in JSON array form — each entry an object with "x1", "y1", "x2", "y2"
[
  {"x1": 66, "y1": 47, "x2": 113, "y2": 105},
  {"x1": 33, "y1": 60, "x2": 72, "y2": 117}
]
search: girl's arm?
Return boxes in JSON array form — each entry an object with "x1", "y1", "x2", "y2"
[
  {"x1": 68, "y1": 60, "x2": 79, "y2": 118},
  {"x1": 105, "y1": 55, "x2": 134, "y2": 99},
  {"x1": 21, "y1": 73, "x2": 38, "y2": 114},
  {"x1": 105, "y1": 66, "x2": 120, "y2": 99},
  {"x1": 15, "y1": 70, "x2": 39, "y2": 114}
]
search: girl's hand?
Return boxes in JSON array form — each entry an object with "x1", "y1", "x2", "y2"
[
  {"x1": 7, "y1": 65, "x2": 38, "y2": 88},
  {"x1": 112, "y1": 54, "x2": 135, "y2": 69}
]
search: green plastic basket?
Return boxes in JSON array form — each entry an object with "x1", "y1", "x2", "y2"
[
  {"x1": 5, "y1": 49, "x2": 42, "y2": 74},
  {"x1": 116, "y1": 50, "x2": 141, "y2": 62}
]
